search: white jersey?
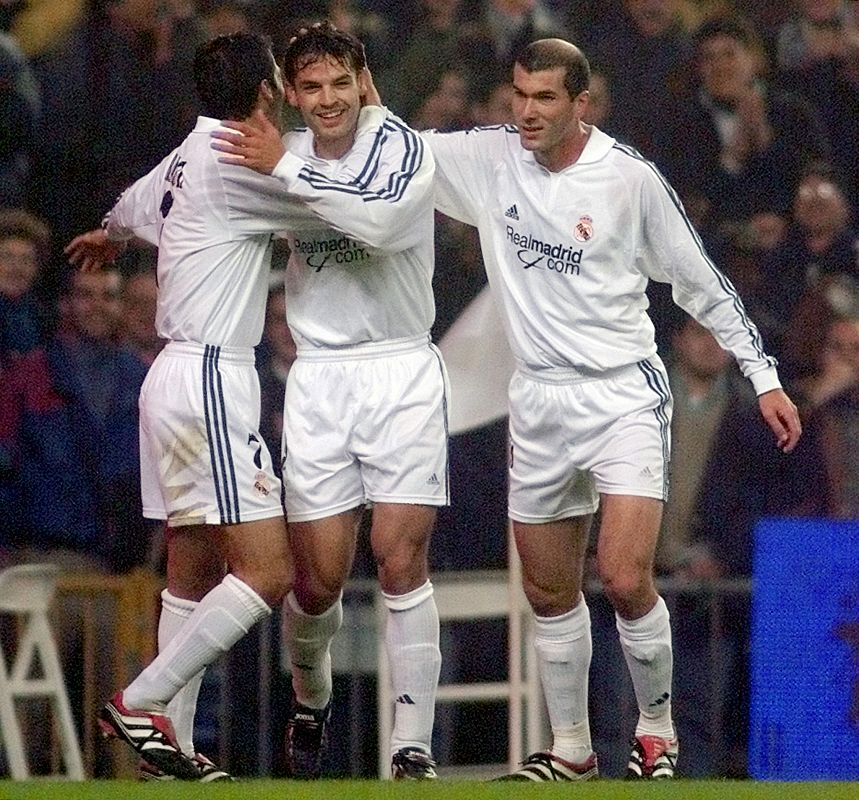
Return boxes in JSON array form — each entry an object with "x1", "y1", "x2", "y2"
[
  {"x1": 424, "y1": 124, "x2": 781, "y2": 395},
  {"x1": 103, "y1": 111, "x2": 398, "y2": 349},
  {"x1": 270, "y1": 107, "x2": 436, "y2": 350}
]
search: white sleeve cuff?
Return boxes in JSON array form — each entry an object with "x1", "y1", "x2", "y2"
[
  {"x1": 271, "y1": 151, "x2": 305, "y2": 188},
  {"x1": 749, "y1": 366, "x2": 782, "y2": 396}
]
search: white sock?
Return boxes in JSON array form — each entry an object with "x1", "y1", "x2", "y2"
[
  {"x1": 159, "y1": 590, "x2": 203, "y2": 757},
  {"x1": 281, "y1": 591, "x2": 343, "y2": 709},
  {"x1": 534, "y1": 596, "x2": 593, "y2": 763},
  {"x1": 616, "y1": 596, "x2": 675, "y2": 740},
  {"x1": 124, "y1": 574, "x2": 270, "y2": 711},
  {"x1": 383, "y1": 580, "x2": 441, "y2": 758}
]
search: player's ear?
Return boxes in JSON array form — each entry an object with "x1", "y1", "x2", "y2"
[
  {"x1": 357, "y1": 68, "x2": 369, "y2": 97},
  {"x1": 259, "y1": 78, "x2": 274, "y2": 104},
  {"x1": 285, "y1": 82, "x2": 298, "y2": 108}
]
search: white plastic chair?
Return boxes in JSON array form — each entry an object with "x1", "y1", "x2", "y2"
[{"x1": 0, "y1": 563, "x2": 85, "y2": 780}]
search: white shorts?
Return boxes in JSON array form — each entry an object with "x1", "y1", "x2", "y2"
[
  {"x1": 140, "y1": 341, "x2": 284, "y2": 527},
  {"x1": 282, "y1": 336, "x2": 450, "y2": 522},
  {"x1": 507, "y1": 356, "x2": 672, "y2": 524}
]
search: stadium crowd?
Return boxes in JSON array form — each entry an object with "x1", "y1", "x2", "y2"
[{"x1": 0, "y1": 0, "x2": 858, "y2": 780}]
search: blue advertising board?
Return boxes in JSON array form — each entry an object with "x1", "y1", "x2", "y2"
[{"x1": 750, "y1": 518, "x2": 859, "y2": 780}]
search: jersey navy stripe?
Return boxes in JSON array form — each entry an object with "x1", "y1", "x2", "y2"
[
  {"x1": 353, "y1": 124, "x2": 386, "y2": 188},
  {"x1": 202, "y1": 345, "x2": 226, "y2": 523},
  {"x1": 213, "y1": 348, "x2": 241, "y2": 524},
  {"x1": 612, "y1": 142, "x2": 773, "y2": 366},
  {"x1": 637, "y1": 358, "x2": 672, "y2": 500},
  {"x1": 296, "y1": 118, "x2": 423, "y2": 204}
]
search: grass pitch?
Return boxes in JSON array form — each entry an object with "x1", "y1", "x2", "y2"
[{"x1": 0, "y1": 780, "x2": 856, "y2": 800}]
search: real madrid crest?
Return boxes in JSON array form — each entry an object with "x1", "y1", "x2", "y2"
[{"x1": 574, "y1": 215, "x2": 593, "y2": 242}]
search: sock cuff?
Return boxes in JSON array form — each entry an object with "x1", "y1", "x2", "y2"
[
  {"x1": 161, "y1": 589, "x2": 199, "y2": 618},
  {"x1": 223, "y1": 573, "x2": 272, "y2": 619},
  {"x1": 535, "y1": 595, "x2": 590, "y2": 641},
  {"x1": 383, "y1": 579, "x2": 433, "y2": 611},
  {"x1": 616, "y1": 596, "x2": 670, "y2": 641}
]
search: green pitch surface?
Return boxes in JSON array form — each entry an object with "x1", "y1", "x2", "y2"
[{"x1": 0, "y1": 781, "x2": 857, "y2": 800}]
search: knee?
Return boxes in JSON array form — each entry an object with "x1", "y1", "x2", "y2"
[
  {"x1": 374, "y1": 540, "x2": 429, "y2": 595},
  {"x1": 598, "y1": 563, "x2": 654, "y2": 616},
  {"x1": 294, "y1": 567, "x2": 345, "y2": 615},
  {"x1": 522, "y1": 579, "x2": 580, "y2": 618}
]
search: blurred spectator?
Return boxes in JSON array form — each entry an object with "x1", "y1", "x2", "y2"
[
  {"x1": 410, "y1": 67, "x2": 473, "y2": 130},
  {"x1": 458, "y1": 0, "x2": 568, "y2": 95},
  {"x1": 581, "y1": 69, "x2": 611, "y2": 128},
  {"x1": 0, "y1": 3, "x2": 40, "y2": 207},
  {"x1": 760, "y1": 163, "x2": 859, "y2": 373},
  {"x1": 799, "y1": 310, "x2": 859, "y2": 517},
  {"x1": 657, "y1": 317, "x2": 736, "y2": 578},
  {"x1": 7, "y1": 0, "x2": 85, "y2": 59},
  {"x1": 256, "y1": 282, "x2": 296, "y2": 476},
  {"x1": 585, "y1": 0, "x2": 692, "y2": 166},
  {"x1": 469, "y1": 76, "x2": 514, "y2": 126},
  {"x1": 0, "y1": 209, "x2": 52, "y2": 360},
  {"x1": 774, "y1": 1, "x2": 859, "y2": 209},
  {"x1": 775, "y1": 0, "x2": 856, "y2": 70},
  {"x1": 665, "y1": 16, "x2": 830, "y2": 234},
  {"x1": 0, "y1": 267, "x2": 153, "y2": 573},
  {"x1": 198, "y1": 0, "x2": 253, "y2": 37},
  {"x1": 121, "y1": 268, "x2": 162, "y2": 366},
  {"x1": 378, "y1": 0, "x2": 465, "y2": 124},
  {"x1": 30, "y1": 0, "x2": 205, "y2": 270}
]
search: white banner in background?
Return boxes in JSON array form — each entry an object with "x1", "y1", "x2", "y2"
[{"x1": 438, "y1": 286, "x2": 515, "y2": 435}]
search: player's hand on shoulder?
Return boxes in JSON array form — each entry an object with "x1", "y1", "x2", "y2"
[
  {"x1": 210, "y1": 109, "x2": 286, "y2": 175},
  {"x1": 758, "y1": 388, "x2": 802, "y2": 453},
  {"x1": 64, "y1": 229, "x2": 125, "y2": 272},
  {"x1": 361, "y1": 67, "x2": 382, "y2": 107}
]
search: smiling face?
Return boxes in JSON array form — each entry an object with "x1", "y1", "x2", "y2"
[
  {"x1": 286, "y1": 55, "x2": 366, "y2": 159},
  {"x1": 511, "y1": 64, "x2": 589, "y2": 171}
]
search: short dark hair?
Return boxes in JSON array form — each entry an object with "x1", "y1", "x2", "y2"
[
  {"x1": 193, "y1": 32, "x2": 277, "y2": 119},
  {"x1": 514, "y1": 38, "x2": 590, "y2": 99},
  {"x1": 281, "y1": 20, "x2": 366, "y2": 85}
]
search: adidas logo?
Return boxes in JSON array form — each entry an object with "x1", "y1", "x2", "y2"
[
  {"x1": 396, "y1": 694, "x2": 416, "y2": 705},
  {"x1": 426, "y1": 473, "x2": 440, "y2": 486},
  {"x1": 504, "y1": 204, "x2": 519, "y2": 220}
]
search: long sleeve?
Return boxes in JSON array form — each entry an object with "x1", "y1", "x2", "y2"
[{"x1": 273, "y1": 108, "x2": 435, "y2": 252}]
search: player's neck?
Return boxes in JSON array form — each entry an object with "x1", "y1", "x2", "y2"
[
  {"x1": 313, "y1": 132, "x2": 357, "y2": 161},
  {"x1": 536, "y1": 124, "x2": 590, "y2": 172}
]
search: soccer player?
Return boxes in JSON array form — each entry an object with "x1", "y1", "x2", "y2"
[
  {"x1": 209, "y1": 22, "x2": 446, "y2": 780},
  {"x1": 419, "y1": 39, "x2": 802, "y2": 780},
  {"x1": 65, "y1": 32, "x2": 397, "y2": 781}
]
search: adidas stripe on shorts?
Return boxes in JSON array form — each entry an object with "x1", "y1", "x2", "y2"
[
  {"x1": 282, "y1": 335, "x2": 450, "y2": 522},
  {"x1": 508, "y1": 355, "x2": 673, "y2": 523},
  {"x1": 139, "y1": 341, "x2": 284, "y2": 527}
]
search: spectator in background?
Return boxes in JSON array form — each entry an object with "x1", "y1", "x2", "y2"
[
  {"x1": 798, "y1": 310, "x2": 859, "y2": 518},
  {"x1": 0, "y1": 209, "x2": 52, "y2": 360},
  {"x1": 0, "y1": 267, "x2": 152, "y2": 573},
  {"x1": 378, "y1": 0, "x2": 464, "y2": 124},
  {"x1": 469, "y1": 75, "x2": 514, "y2": 126},
  {"x1": 121, "y1": 268, "x2": 162, "y2": 366},
  {"x1": 30, "y1": 0, "x2": 205, "y2": 267},
  {"x1": 0, "y1": 2, "x2": 40, "y2": 207},
  {"x1": 762, "y1": 163, "x2": 859, "y2": 377},
  {"x1": 665, "y1": 16, "x2": 830, "y2": 238},
  {"x1": 774, "y1": 1, "x2": 859, "y2": 209},
  {"x1": 458, "y1": 0, "x2": 568, "y2": 95},
  {"x1": 585, "y1": 0, "x2": 692, "y2": 166},
  {"x1": 198, "y1": 0, "x2": 254, "y2": 38},
  {"x1": 410, "y1": 67, "x2": 473, "y2": 130},
  {"x1": 257, "y1": 282, "x2": 296, "y2": 477}
]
